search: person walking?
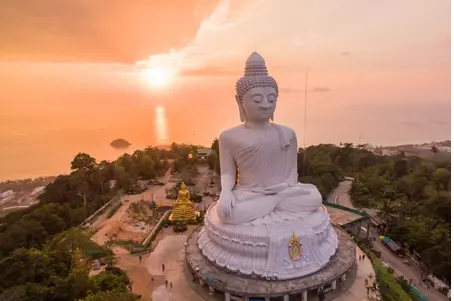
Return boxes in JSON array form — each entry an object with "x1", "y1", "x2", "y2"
[
  {"x1": 162, "y1": 263, "x2": 165, "y2": 271},
  {"x1": 139, "y1": 255, "x2": 142, "y2": 262},
  {"x1": 359, "y1": 255, "x2": 362, "y2": 262},
  {"x1": 362, "y1": 254, "x2": 366, "y2": 261},
  {"x1": 170, "y1": 282, "x2": 173, "y2": 289},
  {"x1": 165, "y1": 280, "x2": 168, "y2": 287}
]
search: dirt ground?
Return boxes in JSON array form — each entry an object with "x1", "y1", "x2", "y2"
[
  {"x1": 91, "y1": 173, "x2": 172, "y2": 246},
  {"x1": 90, "y1": 165, "x2": 220, "y2": 300}
]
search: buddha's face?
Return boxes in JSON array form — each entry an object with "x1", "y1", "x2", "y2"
[
  {"x1": 180, "y1": 183, "x2": 187, "y2": 190},
  {"x1": 240, "y1": 86, "x2": 277, "y2": 123}
]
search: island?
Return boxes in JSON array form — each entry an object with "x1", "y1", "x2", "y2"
[{"x1": 110, "y1": 138, "x2": 132, "y2": 149}]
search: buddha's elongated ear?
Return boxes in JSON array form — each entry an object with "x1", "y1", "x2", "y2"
[
  {"x1": 271, "y1": 113, "x2": 274, "y2": 121},
  {"x1": 235, "y1": 94, "x2": 245, "y2": 122}
]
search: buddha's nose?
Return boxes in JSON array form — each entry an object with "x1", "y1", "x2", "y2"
[{"x1": 260, "y1": 103, "x2": 272, "y2": 110}]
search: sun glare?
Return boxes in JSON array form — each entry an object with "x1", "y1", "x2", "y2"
[{"x1": 142, "y1": 67, "x2": 174, "y2": 88}]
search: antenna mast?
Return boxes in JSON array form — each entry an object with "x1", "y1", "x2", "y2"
[{"x1": 303, "y1": 72, "x2": 308, "y2": 168}]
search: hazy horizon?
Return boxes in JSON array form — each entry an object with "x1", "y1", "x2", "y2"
[{"x1": 0, "y1": 0, "x2": 450, "y2": 181}]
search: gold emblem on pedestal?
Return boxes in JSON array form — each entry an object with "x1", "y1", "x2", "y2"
[{"x1": 288, "y1": 232, "x2": 303, "y2": 261}]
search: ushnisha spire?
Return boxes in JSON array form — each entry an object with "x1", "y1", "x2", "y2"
[
  {"x1": 244, "y1": 52, "x2": 269, "y2": 76},
  {"x1": 235, "y1": 52, "x2": 279, "y2": 101}
]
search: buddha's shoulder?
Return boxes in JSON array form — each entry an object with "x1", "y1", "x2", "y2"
[
  {"x1": 273, "y1": 123, "x2": 296, "y2": 137},
  {"x1": 219, "y1": 125, "x2": 246, "y2": 141}
]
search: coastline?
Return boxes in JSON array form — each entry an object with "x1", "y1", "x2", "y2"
[{"x1": 0, "y1": 139, "x2": 450, "y2": 184}]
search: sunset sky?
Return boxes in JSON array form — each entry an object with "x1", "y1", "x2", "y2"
[{"x1": 0, "y1": 0, "x2": 451, "y2": 149}]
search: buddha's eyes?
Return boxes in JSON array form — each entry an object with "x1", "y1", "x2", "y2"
[
  {"x1": 252, "y1": 96, "x2": 262, "y2": 103},
  {"x1": 267, "y1": 95, "x2": 276, "y2": 102},
  {"x1": 251, "y1": 94, "x2": 276, "y2": 103}
]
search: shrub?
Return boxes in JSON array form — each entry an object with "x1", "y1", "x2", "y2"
[
  {"x1": 373, "y1": 258, "x2": 412, "y2": 301},
  {"x1": 173, "y1": 222, "x2": 188, "y2": 233}
]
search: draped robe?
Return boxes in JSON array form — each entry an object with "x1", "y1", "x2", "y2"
[{"x1": 217, "y1": 123, "x2": 322, "y2": 225}]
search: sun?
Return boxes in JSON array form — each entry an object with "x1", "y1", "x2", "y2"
[{"x1": 142, "y1": 67, "x2": 174, "y2": 88}]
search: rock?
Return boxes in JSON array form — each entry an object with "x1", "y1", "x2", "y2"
[{"x1": 110, "y1": 139, "x2": 132, "y2": 149}]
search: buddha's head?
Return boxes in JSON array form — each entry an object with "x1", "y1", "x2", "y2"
[
  {"x1": 180, "y1": 182, "x2": 187, "y2": 190},
  {"x1": 235, "y1": 52, "x2": 279, "y2": 123}
]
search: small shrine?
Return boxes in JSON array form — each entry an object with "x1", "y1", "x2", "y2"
[{"x1": 170, "y1": 182, "x2": 197, "y2": 222}]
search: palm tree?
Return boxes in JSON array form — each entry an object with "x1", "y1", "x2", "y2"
[{"x1": 431, "y1": 145, "x2": 439, "y2": 158}]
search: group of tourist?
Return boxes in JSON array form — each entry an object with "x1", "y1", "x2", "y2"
[{"x1": 365, "y1": 275, "x2": 380, "y2": 300}]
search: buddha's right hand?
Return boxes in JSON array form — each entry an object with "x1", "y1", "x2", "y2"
[{"x1": 219, "y1": 190, "x2": 236, "y2": 219}]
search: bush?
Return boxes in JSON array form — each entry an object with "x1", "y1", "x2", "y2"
[
  {"x1": 350, "y1": 231, "x2": 412, "y2": 301},
  {"x1": 373, "y1": 258, "x2": 412, "y2": 301},
  {"x1": 173, "y1": 222, "x2": 188, "y2": 233}
]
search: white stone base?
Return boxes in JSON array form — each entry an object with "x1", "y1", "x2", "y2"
[{"x1": 197, "y1": 203, "x2": 339, "y2": 280}]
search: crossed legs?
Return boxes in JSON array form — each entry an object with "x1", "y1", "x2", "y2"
[{"x1": 217, "y1": 184, "x2": 322, "y2": 225}]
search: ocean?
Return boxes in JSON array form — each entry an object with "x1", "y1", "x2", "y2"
[
  {"x1": 0, "y1": 99, "x2": 450, "y2": 182},
  {"x1": 0, "y1": 62, "x2": 450, "y2": 181}
]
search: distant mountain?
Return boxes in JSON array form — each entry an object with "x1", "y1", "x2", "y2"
[{"x1": 110, "y1": 139, "x2": 131, "y2": 149}]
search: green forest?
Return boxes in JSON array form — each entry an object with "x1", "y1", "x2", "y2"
[
  {"x1": 0, "y1": 144, "x2": 200, "y2": 301},
  {"x1": 0, "y1": 140, "x2": 450, "y2": 300},
  {"x1": 295, "y1": 143, "x2": 451, "y2": 282}
]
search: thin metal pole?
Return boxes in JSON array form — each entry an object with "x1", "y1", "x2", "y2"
[
  {"x1": 303, "y1": 72, "x2": 308, "y2": 169},
  {"x1": 303, "y1": 72, "x2": 308, "y2": 148}
]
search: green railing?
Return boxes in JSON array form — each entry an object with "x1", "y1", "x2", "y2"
[{"x1": 322, "y1": 201, "x2": 366, "y2": 216}]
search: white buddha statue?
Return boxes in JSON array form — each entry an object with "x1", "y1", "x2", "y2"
[
  {"x1": 198, "y1": 52, "x2": 338, "y2": 280},
  {"x1": 216, "y1": 53, "x2": 322, "y2": 224}
]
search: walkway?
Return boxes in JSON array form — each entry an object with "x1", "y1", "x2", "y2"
[
  {"x1": 327, "y1": 180, "x2": 449, "y2": 301},
  {"x1": 332, "y1": 247, "x2": 378, "y2": 301}
]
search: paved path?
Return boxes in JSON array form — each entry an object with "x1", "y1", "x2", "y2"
[
  {"x1": 328, "y1": 180, "x2": 449, "y2": 301},
  {"x1": 332, "y1": 247, "x2": 378, "y2": 301}
]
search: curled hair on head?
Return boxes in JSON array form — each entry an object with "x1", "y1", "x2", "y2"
[
  {"x1": 235, "y1": 52, "x2": 279, "y2": 101},
  {"x1": 235, "y1": 52, "x2": 279, "y2": 122}
]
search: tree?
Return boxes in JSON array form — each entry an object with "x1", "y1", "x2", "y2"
[
  {"x1": 71, "y1": 153, "x2": 97, "y2": 171},
  {"x1": 430, "y1": 145, "x2": 439, "y2": 157},
  {"x1": 393, "y1": 159, "x2": 409, "y2": 178},
  {"x1": 92, "y1": 266, "x2": 130, "y2": 292},
  {"x1": 207, "y1": 152, "x2": 220, "y2": 174},
  {"x1": 432, "y1": 168, "x2": 450, "y2": 191},
  {"x1": 80, "y1": 290, "x2": 137, "y2": 301},
  {"x1": 210, "y1": 138, "x2": 219, "y2": 155},
  {"x1": 113, "y1": 164, "x2": 134, "y2": 192}
]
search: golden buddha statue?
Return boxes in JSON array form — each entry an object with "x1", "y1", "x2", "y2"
[{"x1": 171, "y1": 182, "x2": 197, "y2": 221}]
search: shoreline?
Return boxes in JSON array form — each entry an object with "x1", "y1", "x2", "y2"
[{"x1": 0, "y1": 139, "x2": 450, "y2": 185}]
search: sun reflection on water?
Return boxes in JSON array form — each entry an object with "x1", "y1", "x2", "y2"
[{"x1": 155, "y1": 105, "x2": 168, "y2": 144}]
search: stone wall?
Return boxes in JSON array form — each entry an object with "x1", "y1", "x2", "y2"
[
  {"x1": 131, "y1": 210, "x2": 171, "y2": 253},
  {"x1": 78, "y1": 194, "x2": 121, "y2": 228}
]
